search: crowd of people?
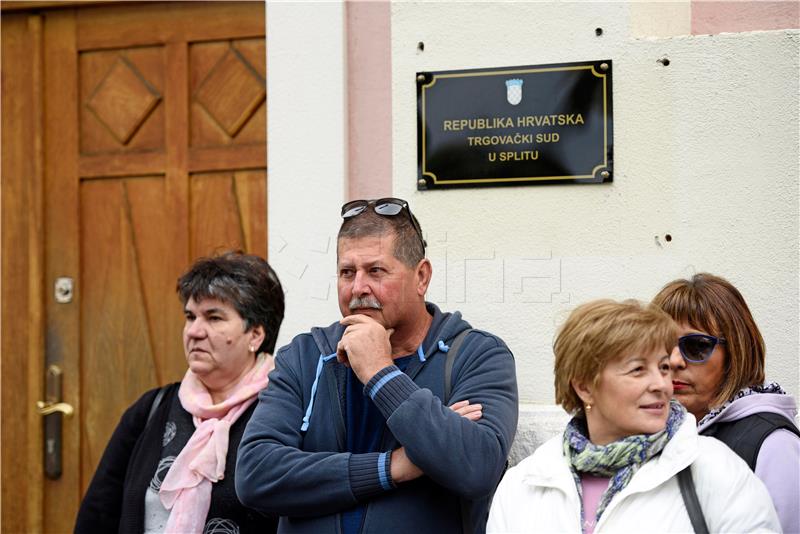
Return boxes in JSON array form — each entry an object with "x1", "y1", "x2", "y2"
[{"x1": 75, "y1": 198, "x2": 798, "y2": 534}]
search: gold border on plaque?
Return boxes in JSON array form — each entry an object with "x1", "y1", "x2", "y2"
[{"x1": 420, "y1": 65, "x2": 609, "y2": 185}]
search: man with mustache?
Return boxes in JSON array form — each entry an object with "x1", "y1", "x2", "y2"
[{"x1": 236, "y1": 198, "x2": 518, "y2": 534}]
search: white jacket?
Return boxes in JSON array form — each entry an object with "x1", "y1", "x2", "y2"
[{"x1": 488, "y1": 416, "x2": 780, "y2": 533}]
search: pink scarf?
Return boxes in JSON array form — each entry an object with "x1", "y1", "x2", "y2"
[{"x1": 159, "y1": 353, "x2": 273, "y2": 534}]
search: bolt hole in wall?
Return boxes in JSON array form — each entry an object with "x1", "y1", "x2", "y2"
[
  {"x1": 655, "y1": 234, "x2": 674, "y2": 248},
  {"x1": 417, "y1": 41, "x2": 425, "y2": 51},
  {"x1": 657, "y1": 57, "x2": 671, "y2": 66},
  {"x1": 595, "y1": 27, "x2": 603, "y2": 36}
]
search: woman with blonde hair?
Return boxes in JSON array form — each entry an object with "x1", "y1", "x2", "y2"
[
  {"x1": 487, "y1": 299, "x2": 779, "y2": 533},
  {"x1": 653, "y1": 273, "x2": 800, "y2": 533}
]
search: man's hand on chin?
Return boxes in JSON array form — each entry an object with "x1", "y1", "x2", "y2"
[{"x1": 336, "y1": 314, "x2": 394, "y2": 383}]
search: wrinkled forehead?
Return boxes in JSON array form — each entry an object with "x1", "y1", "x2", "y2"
[{"x1": 337, "y1": 234, "x2": 397, "y2": 262}]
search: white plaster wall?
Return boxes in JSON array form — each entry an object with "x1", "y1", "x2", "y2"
[
  {"x1": 267, "y1": 2, "x2": 346, "y2": 347},
  {"x1": 390, "y1": 2, "x2": 800, "y2": 418}
]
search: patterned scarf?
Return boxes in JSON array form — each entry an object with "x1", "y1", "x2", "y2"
[
  {"x1": 698, "y1": 381, "x2": 787, "y2": 427},
  {"x1": 159, "y1": 353, "x2": 273, "y2": 534},
  {"x1": 563, "y1": 400, "x2": 686, "y2": 530}
]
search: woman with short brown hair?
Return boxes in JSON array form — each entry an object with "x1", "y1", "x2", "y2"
[
  {"x1": 488, "y1": 299, "x2": 779, "y2": 533},
  {"x1": 653, "y1": 273, "x2": 799, "y2": 533}
]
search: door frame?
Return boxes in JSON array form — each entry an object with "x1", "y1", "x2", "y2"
[{"x1": 1, "y1": 9, "x2": 46, "y2": 534}]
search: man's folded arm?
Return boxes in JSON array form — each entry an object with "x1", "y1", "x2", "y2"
[
  {"x1": 366, "y1": 332, "x2": 518, "y2": 499},
  {"x1": 236, "y1": 351, "x2": 396, "y2": 517}
]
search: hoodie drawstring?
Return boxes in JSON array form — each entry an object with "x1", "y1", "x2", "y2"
[
  {"x1": 300, "y1": 352, "x2": 337, "y2": 432},
  {"x1": 300, "y1": 338, "x2": 452, "y2": 432}
]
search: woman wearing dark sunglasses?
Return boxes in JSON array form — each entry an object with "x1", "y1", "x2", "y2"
[{"x1": 653, "y1": 273, "x2": 799, "y2": 533}]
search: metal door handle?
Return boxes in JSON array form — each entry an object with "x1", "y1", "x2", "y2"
[
  {"x1": 39, "y1": 364, "x2": 69, "y2": 479},
  {"x1": 36, "y1": 401, "x2": 74, "y2": 417}
]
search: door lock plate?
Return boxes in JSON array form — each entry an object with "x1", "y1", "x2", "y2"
[{"x1": 54, "y1": 277, "x2": 73, "y2": 303}]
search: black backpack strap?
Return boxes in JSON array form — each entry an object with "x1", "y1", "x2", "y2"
[
  {"x1": 702, "y1": 412, "x2": 800, "y2": 470},
  {"x1": 146, "y1": 385, "x2": 168, "y2": 426},
  {"x1": 444, "y1": 329, "x2": 473, "y2": 404},
  {"x1": 678, "y1": 465, "x2": 709, "y2": 534},
  {"x1": 444, "y1": 329, "x2": 503, "y2": 534}
]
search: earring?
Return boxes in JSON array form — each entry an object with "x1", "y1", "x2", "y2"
[
  {"x1": 249, "y1": 345, "x2": 255, "y2": 353},
  {"x1": 585, "y1": 404, "x2": 592, "y2": 412}
]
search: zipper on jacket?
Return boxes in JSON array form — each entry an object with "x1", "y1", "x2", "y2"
[{"x1": 324, "y1": 362, "x2": 347, "y2": 450}]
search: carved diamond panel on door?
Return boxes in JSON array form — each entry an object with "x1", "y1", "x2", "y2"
[
  {"x1": 80, "y1": 47, "x2": 165, "y2": 155},
  {"x1": 190, "y1": 39, "x2": 266, "y2": 148}
]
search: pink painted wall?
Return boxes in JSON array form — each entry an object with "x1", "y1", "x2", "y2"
[
  {"x1": 346, "y1": 0, "x2": 393, "y2": 201},
  {"x1": 692, "y1": 1, "x2": 799, "y2": 34}
]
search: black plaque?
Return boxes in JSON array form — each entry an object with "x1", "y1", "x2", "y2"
[{"x1": 417, "y1": 60, "x2": 613, "y2": 189}]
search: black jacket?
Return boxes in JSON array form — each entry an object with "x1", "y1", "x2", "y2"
[{"x1": 75, "y1": 382, "x2": 277, "y2": 534}]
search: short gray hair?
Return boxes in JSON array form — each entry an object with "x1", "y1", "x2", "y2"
[{"x1": 337, "y1": 208, "x2": 425, "y2": 267}]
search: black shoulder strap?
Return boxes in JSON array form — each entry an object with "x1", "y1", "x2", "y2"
[
  {"x1": 443, "y1": 328, "x2": 475, "y2": 534},
  {"x1": 678, "y1": 465, "x2": 709, "y2": 534},
  {"x1": 146, "y1": 385, "x2": 168, "y2": 426},
  {"x1": 444, "y1": 328, "x2": 473, "y2": 404},
  {"x1": 444, "y1": 329, "x2": 508, "y2": 534},
  {"x1": 702, "y1": 412, "x2": 800, "y2": 470}
]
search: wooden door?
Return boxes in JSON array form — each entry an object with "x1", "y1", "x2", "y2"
[{"x1": 2, "y1": 2, "x2": 267, "y2": 532}]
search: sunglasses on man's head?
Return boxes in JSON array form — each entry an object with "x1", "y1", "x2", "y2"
[
  {"x1": 340, "y1": 197, "x2": 427, "y2": 251},
  {"x1": 678, "y1": 333, "x2": 726, "y2": 363}
]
